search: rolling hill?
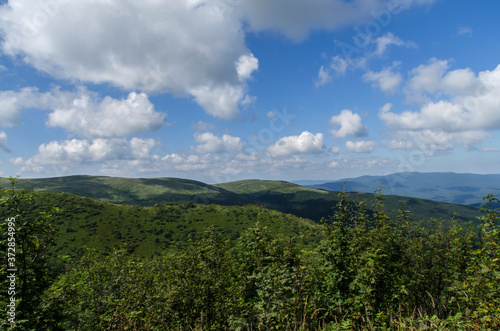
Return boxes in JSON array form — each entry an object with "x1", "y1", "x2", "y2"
[
  {"x1": 1, "y1": 175, "x2": 483, "y2": 223},
  {"x1": 0, "y1": 187, "x2": 321, "y2": 261},
  {"x1": 2, "y1": 175, "x2": 247, "y2": 206}
]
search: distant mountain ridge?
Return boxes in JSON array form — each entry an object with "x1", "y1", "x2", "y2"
[
  {"x1": 0, "y1": 175, "x2": 483, "y2": 223},
  {"x1": 304, "y1": 172, "x2": 500, "y2": 207}
]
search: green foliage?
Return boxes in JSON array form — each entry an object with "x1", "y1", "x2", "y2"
[
  {"x1": 0, "y1": 177, "x2": 60, "y2": 329},
  {"x1": 0, "y1": 188, "x2": 321, "y2": 263},
  {"x1": 2, "y1": 176, "x2": 499, "y2": 330}
]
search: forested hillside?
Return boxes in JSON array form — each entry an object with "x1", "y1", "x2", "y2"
[
  {"x1": 0, "y1": 176, "x2": 483, "y2": 223},
  {"x1": 1, "y1": 178, "x2": 499, "y2": 330},
  {"x1": 0, "y1": 187, "x2": 320, "y2": 261}
]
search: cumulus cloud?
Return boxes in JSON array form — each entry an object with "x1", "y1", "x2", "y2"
[
  {"x1": 0, "y1": 86, "x2": 166, "y2": 138},
  {"x1": 159, "y1": 151, "x2": 315, "y2": 181},
  {"x1": 406, "y1": 130, "x2": 454, "y2": 151},
  {"x1": 345, "y1": 140, "x2": 376, "y2": 153},
  {"x1": 0, "y1": 0, "x2": 434, "y2": 117},
  {"x1": 380, "y1": 63, "x2": 500, "y2": 149},
  {"x1": 363, "y1": 62, "x2": 402, "y2": 95},
  {"x1": 237, "y1": 0, "x2": 435, "y2": 42},
  {"x1": 47, "y1": 90, "x2": 166, "y2": 139},
  {"x1": 382, "y1": 64, "x2": 500, "y2": 133},
  {"x1": 267, "y1": 131, "x2": 325, "y2": 157},
  {"x1": 236, "y1": 53, "x2": 259, "y2": 81},
  {"x1": 330, "y1": 109, "x2": 368, "y2": 138},
  {"x1": 405, "y1": 58, "x2": 481, "y2": 101},
  {"x1": 19, "y1": 137, "x2": 158, "y2": 173},
  {"x1": 194, "y1": 132, "x2": 243, "y2": 153},
  {"x1": 0, "y1": 0, "x2": 258, "y2": 119},
  {"x1": 0, "y1": 87, "x2": 62, "y2": 126}
]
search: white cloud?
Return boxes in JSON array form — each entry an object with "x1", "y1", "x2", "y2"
[
  {"x1": 386, "y1": 139, "x2": 414, "y2": 150},
  {"x1": 318, "y1": 33, "x2": 413, "y2": 88},
  {"x1": 267, "y1": 131, "x2": 325, "y2": 157},
  {"x1": 330, "y1": 109, "x2": 367, "y2": 138},
  {"x1": 405, "y1": 58, "x2": 481, "y2": 101},
  {"x1": 316, "y1": 55, "x2": 367, "y2": 86},
  {"x1": 266, "y1": 111, "x2": 276, "y2": 118},
  {"x1": 0, "y1": 0, "x2": 258, "y2": 119},
  {"x1": 406, "y1": 58, "x2": 449, "y2": 98},
  {"x1": 0, "y1": 86, "x2": 166, "y2": 139},
  {"x1": 329, "y1": 161, "x2": 340, "y2": 168},
  {"x1": 237, "y1": 0, "x2": 435, "y2": 42},
  {"x1": 382, "y1": 65, "x2": 500, "y2": 132},
  {"x1": 19, "y1": 137, "x2": 158, "y2": 173},
  {"x1": 194, "y1": 132, "x2": 243, "y2": 153},
  {"x1": 10, "y1": 157, "x2": 24, "y2": 166},
  {"x1": 380, "y1": 63, "x2": 500, "y2": 149},
  {"x1": 363, "y1": 62, "x2": 402, "y2": 95},
  {"x1": 0, "y1": 87, "x2": 57, "y2": 126},
  {"x1": 47, "y1": 90, "x2": 166, "y2": 139},
  {"x1": 331, "y1": 146, "x2": 341, "y2": 154},
  {"x1": 315, "y1": 65, "x2": 333, "y2": 87},
  {"x1": 188, "y1": 84, "x2": 247, "y2": 119},
  {"x1": 406, "y1": 130, "x2": 454, "y2": 151},
  {"x1": 0, "y1": 0, "x2": 433, "y2": 118},
  {"x1": 372, "y1": 33, "x2": 417, "y2": 57},
  {"x1": 328, "y1": 56, "x2": 351, "y2": 76},
  {"x1": 0, "y1": 131, "x2": 11, "y2": 153},
  {"x1": 236, "y1": 53, "x2": 259, "y2": 81},
  {"x1": 345, "y1": 140, "x2": 376, "y2": 153},
  {"x1": 130, "y1": 138, "x2": 158, "y2": 159}
]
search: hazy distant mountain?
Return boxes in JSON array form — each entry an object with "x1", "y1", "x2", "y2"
[{"x1": 306, "y1": 172, "x2": 500, "y2": 206}]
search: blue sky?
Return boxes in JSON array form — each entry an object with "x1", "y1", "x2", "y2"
[{"x1": 0, "y1": 0, "x2": 499, "y2": 183}]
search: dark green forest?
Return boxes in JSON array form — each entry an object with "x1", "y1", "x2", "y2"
[{"x1": 1, "y1": 177, "x2": 499, "y2": 330}]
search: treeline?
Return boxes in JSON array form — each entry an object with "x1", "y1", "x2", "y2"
[{"x1": 1, "y1": 179, "x2": 499, "y2": 330}]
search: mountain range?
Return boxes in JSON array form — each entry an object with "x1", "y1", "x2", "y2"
[
  {"x1": 0, "y1": 173, "x2": 486, "y2": 223},
  {"x1": 302, "y1": 172, "x2": 500, "y2": 207}
]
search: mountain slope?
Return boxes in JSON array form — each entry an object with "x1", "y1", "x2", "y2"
[
  {"x1": 1, "y1": 175, "x2": 483, "y2": 223},
  {"x1": 216, "y1": 179, "x2": 482, "y2": 223},
  {"x1": 2, "y1": 175, "x2": 250, "y2": 206},
  {"x1": 0, "y1": 187, "x2": 321, "y2": 260},
  {"x1": 307, "y1": 172, "x2": 500, "y2": 206}
]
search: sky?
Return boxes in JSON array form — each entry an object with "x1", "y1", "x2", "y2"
[{"x1": 0, "y1": 0, "x2": 499, "y2": 183}]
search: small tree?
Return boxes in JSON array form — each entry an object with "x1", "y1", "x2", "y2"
[{"x1": 0, "y1": 176, "x2": 59, "y2": 329}]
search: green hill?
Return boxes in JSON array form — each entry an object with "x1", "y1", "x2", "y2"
[
  {"x1": 0, "y1": 187, "x2": 321, "y2": 261},
  {"x1": 3, "y1": 175, "x2": 248, "y2": 206},
  {"x1": 1, "y1": 175, "x2": 483, "y2": 223},
  {"x1": 214, "y1": 179, "x2": 482, "y2": 223}
]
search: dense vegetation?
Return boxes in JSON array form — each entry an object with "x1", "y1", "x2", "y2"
[{"x1": 1, "y1": 177, "x2": 499, "y2": 330}]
